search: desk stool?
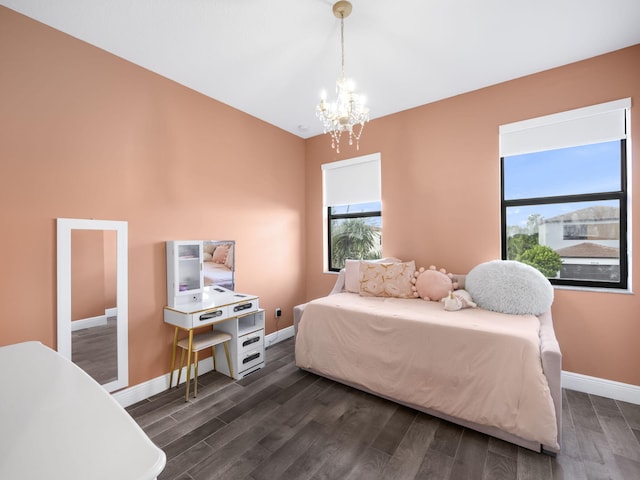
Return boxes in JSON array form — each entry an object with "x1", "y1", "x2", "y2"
[{"x1": 175, "y1": 330, "x2": 233, "y2": 401}]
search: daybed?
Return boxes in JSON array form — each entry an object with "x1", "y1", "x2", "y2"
[{"x1": 294, "y1": 259, "x2": 562, "y2": 454}]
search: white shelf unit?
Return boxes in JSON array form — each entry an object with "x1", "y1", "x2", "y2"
[
  {"x1": 214, "y1": 309, "x2": 265, "y2": 380},
  {"x1": 166, "y1": 241, "x2": 204, "y2": 307}
]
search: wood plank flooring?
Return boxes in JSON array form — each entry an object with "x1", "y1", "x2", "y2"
[
  {"x1": 72, "y1": 317, "x2": 117, "y2": 385},
  {"x1": 127, "y1": 338, "x2": 640, "y2": 480}
]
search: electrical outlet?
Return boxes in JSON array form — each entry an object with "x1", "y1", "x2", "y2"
[{"x1": 275, "y1": 308, "x2": 282, "y2": 318}]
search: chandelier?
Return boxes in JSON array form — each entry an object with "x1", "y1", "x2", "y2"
[{"x1": 316, "y1": 1, "x2": 369, "y2": 153}]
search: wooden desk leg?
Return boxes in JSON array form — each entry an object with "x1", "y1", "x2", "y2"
[
  {"x1": 184, "y1": 330, "x2": 194, "y2": 402},
  {"x1": 194, "y1": 351, "x2": 199, "y2": 398},
  {"x1": 223, "y1": 342, "x2": 234, "y2": 379},
  {"x1": 169, "y1": 327, "x2": 179, "y2": 388},
  {"x1": 176, "y1": 349, "x2": 185, "y2": 387}
]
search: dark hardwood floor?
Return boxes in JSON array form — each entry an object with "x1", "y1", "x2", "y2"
[
  {"x1": 127, "y1": 338, "x2": 640, "y2": 480},
  {"x1": 72, "y1": 317, "x2": 117, "y2": 385}
]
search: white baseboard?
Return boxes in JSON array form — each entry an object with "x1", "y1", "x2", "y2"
[
  {"x1": 113, "y1": 360, "x2": 216, "y2": 408},
  {"x1": 113, "y1": 326, "x2": 295, "y2": 408},
  {"x1": 71, "y1": 315, "x2": 107, "y2": 331},
  {"x1": 562, "y1": 370, "x2": 640, "y2": 405},
  {"x1": 265, "y1": 325, "x2": 295, "y2": 348}
]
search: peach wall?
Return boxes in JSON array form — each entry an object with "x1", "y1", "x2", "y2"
[
  {"x1": 104, "y1": 229, "x2": 117, "y2": 309},
  {"x1": 2, "y1": 5, "x2": 639, "y2": 391},
  {"x1": 305, "y1": 44, "x2": 640, "y2": 387},
  {"x1": 0, "y1": 7, "x2": 307, "y2": 387}
]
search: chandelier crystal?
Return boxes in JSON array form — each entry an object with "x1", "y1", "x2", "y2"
[{"x1": 316, "y1": 1, "x2": 369, "y2": 153}]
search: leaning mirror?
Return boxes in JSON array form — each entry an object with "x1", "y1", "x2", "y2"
[
  {"x1": 57, "y1": 218, "x2": 128, "y2": 392},
  {"x1": 203, "y1": 240, "x2": 235, "y2": 290}
]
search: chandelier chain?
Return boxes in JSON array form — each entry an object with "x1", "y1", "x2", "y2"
[{"x1": 340, "y1": 15, "x2": 345, "y2": 79}]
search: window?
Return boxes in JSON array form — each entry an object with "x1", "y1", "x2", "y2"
[
  {"x1": 500, "y1": 99, "x2": 630, "y2": 289},
  {"x1": 327, "y1": 202, "x2": 382, "y2": 271},
  {"x1": 322, "y1": 153, "x2": 382, "y2": 271}
]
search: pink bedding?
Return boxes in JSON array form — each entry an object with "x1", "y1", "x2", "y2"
[{"x1": 295, "y1": 292, "x2": 559, "y2": 450}]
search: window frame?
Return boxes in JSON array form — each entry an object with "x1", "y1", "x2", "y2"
[
  {"x1": 322, "y1": 153, "x2": 382, "y2": 273},
  {"x1": 500, "y1": 139, "x2": 628, "y2": 290},
  {"x1": 326, "y1": 203, "x2": 382, "y2": 272}
]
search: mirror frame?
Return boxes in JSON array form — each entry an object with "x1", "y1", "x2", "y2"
[{"x1": 57, "y1": 218, "x2": 128, "y2": 392}]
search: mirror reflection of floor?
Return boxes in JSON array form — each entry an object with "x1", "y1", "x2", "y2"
[{"x1": 72, "y1": 317, "x2": 117, "y2": 385}]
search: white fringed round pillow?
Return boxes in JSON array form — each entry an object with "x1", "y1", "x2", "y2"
[{"x1": 465, "y1": 260, "x2": 553, "y2": 315}]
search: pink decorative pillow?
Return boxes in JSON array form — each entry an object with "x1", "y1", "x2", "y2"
[
  {"x1": 203, "y1": 243, "x2": 216, "y2": 262},
  {"x1": 359, "y1": 260, "x2": 416, "y2": 298},
  {"x1": 344, "y1": 257, "x2": 402, "y2": 293},
  {"x1": 411, "y1": 266, "x2": 457, "y2": 301},
  {"x1": 224, "y1": 245, "x2": 234, "y2": 268},
  {"x1": 211, "y1": 244, "x2": 230, "y2": 264}
]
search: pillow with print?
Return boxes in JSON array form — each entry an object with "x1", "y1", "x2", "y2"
[{"x1": 359, "y1": 260, "x2": 416, "y2": 298}]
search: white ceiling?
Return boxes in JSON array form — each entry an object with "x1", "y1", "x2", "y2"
[{"x1": 3, "y1": 0, "x2": 640, "y2": 139}]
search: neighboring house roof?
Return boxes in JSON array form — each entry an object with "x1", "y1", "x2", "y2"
[
  {"x1": 556, "y1": 242, "x2": 619, "y2": 258},
  {"x1": 543, "y1": 206, "x2": 619, "y2": 223}
]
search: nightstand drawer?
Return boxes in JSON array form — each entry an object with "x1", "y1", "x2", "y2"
[
  {"x1": 230, "y1": 299, "x2": 259, "y2": 316},
  {"x1": 194, "y1": 306, "x2": 229, "y2": 327},
  {"x1": 239, "y1": 349, "x2": 264, "y2": 372},
  {"x1": 164, "y1": 306, "x2": 231, "y2": 329},
  {"x1": 239, "y1": 330, "x2": 264, "y2": 356}
]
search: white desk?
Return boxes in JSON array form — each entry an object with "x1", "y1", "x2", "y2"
[
  {"x1": 0, "y1": 341, "x2": 166, "y2": 480},
  {"x1": 164, "y1": 287, "x2": 265, "y2": 385}
]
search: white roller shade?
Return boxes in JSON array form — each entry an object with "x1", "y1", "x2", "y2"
[
  {"x1": 500, "y1": 98, "x2": 630, "y2": 157},
  {"x1": 322, "y1": 153, "x2": 381, "y2": 206}
]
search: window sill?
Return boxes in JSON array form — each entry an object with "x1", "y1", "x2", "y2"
[{"x1": 553, "y1": 285, "x2": 633, "y2": 295}]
